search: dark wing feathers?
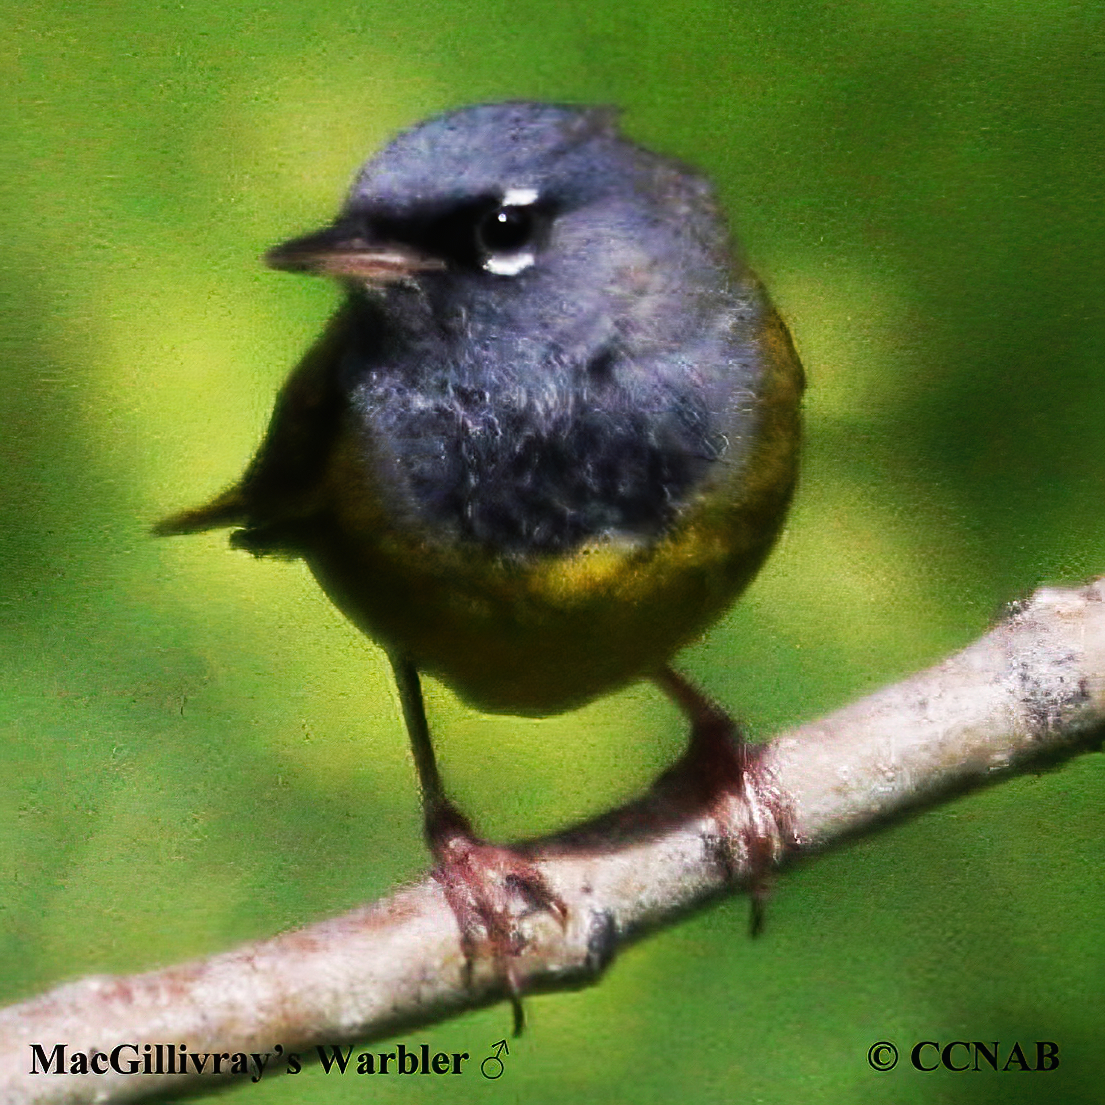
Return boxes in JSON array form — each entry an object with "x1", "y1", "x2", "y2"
[{"x1": 153, "y1": 304, "x2": 353, "y2": 554}]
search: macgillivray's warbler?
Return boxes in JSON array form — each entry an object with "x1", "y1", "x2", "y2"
[{"x1": 156, "y1": 101, "x2": 805, "y2": 1022}]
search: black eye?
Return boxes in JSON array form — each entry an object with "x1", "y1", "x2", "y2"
[{"x1": 475, "y1": 205, "x2": 535, "y2": 255}]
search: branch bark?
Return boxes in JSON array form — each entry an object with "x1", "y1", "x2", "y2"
[{"x1": 2, "y1": 579, "x2": 1103, "y2": 1104}]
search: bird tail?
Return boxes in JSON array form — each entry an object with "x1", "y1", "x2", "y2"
[{"x1": 151, "y1": 486, "x2": 249, "y2": 537}]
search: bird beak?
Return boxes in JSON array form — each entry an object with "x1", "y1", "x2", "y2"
[{"x1": 264, "y1": 222, "x2": 445, "y2": 282}]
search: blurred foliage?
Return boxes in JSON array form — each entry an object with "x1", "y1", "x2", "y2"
[{"x1": 1, "y1": 0, "x2": 1102, "y2": 1102}]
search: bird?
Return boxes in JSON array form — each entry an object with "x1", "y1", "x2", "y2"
[{"x1": 155, "y1": 101, "x2": 804, "y2": 1028}]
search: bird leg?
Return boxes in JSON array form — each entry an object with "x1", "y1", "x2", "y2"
[
  {"x1": 652, "y1": 666, "x2": 791, "y2": 933},
  {"x1": 390, "y1": 655, "x2": 567, "y2": 1034}
]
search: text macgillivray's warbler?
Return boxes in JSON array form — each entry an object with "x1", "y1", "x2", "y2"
[{"x1": 156, "y1": 101, "x2": 804, "y2": 1012}]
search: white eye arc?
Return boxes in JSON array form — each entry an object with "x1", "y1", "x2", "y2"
[
  {"x1": 483, "y1": 251, "x2": 536, "y2": 276},
  {"x1": 476, "y1": 188, "x2": 543, "y2": 276},
  {"x1": 501, "y1": 187, "x2": 539, "y2": 207}
]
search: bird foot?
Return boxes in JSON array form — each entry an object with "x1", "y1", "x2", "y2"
[
  {"x1": 428, "y1": 804, "x2": 567, "y2": 1034},
  {"x1": 653, "y1": 678, "x2": 794, "y2": 933}
]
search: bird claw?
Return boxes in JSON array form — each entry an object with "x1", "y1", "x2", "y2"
[
  {"x1": 431, "y1": 830, "x2": 567, "y2": 1033},
  {"x1": 696, "y1": 737, "x2": 792, "y2": 933},
  {"x1": 651, "y1": 687, "x2": 793, "y2": 932}
]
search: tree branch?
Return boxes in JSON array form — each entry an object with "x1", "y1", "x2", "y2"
[{"x1": 2, "y1": 580, "x2": 1103, "y2": 1103}]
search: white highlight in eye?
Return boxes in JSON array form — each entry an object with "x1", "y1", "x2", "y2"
[
  {"x1": 501, "y1": 187, "x2": 539, "y2": 207},
  {"x1": 483, "y1": 251, "x2": 536, "y2": 276}
]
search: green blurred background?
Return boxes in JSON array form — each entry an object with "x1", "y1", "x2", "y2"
[{"x1": 2, "y1": 0, "x2": 1102, "y2": 1101}]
